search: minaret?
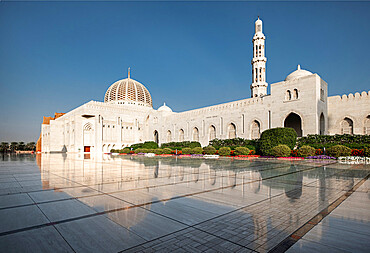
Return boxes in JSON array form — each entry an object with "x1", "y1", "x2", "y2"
[{"x1": 251, "y1": 17, "x2": 268, "y2": 97}]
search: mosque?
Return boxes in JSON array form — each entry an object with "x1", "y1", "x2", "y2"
[{"x1": 37, "y1": 18, "x2": 370, "y2": 154}]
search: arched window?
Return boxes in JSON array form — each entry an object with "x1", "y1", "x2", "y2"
[
  {"x1": 154, "y1": 130, "x2": 159, "y2": 144},
  {"x1": 293, "y1": 89, "x2": 299, "y2": 99},
  {"x1": 192, "y1": 127, "x2": 199, "y2": 142},
  {"x1": 228, "y1": 123, "x2": 236, "y2": 139},
  {"x1": 341, "y1": 118, "x2": 353, "y2": 135},
  {"x1": 364, "y1": 116, "x2": 370, "y2": 134},
  {"x1": 320, "y1": 113, "x2": 325, "y2": 135},
  {"x1": 166, "y1": 130, "x2": 172, "y2": 143},
  {"x1": 286, "y1": 90, "x2": 292, "y2": 100},
  {"x1": 209, "y1": 125, "x2": 216, "y2": 141},
  {"x1": 83, "y1": 123, "x2": 93, "y2": 131},
  {"x1": 251, "y1": 121, "x2": 260, "y2": 139},
  {"x1": 179, "y1": 129, "x2": 184, "y2": 142}
]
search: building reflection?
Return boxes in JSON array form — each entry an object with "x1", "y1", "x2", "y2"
[{"x1": 35, "y1": 154, "x2": 368, "y2": 247}]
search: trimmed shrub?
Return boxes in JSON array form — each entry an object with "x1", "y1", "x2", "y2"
[
  {"x1": 120, "y1": 148, "x2": 130, "y2": 153},
  {"x1": 162, "y1": 148, "x2": 172, "y2": 154},
  {"x1": 209, "y1": 138, "x2": 259, "y2": 151},
  {"x1": 327, "y1": 145, "x2": 351, "y2": 158},
  {"x1": 130, "y1": 141, "x2": 158, "y2": 150},
  {"x1": 161, "y1": 141, "x2": 201, "y2": 150},
  {"x1": 191, "y1": 147, "x2": 203, "y2": 154},
  {"x1": 182, "y1": 148, "x2": 192, "y2": 154},
  {"x1": 203, "y1": 146, "x2": 216, "y2": 155},
  {"x1": 260, "y1": 128, "x2": 297, "y2": 156},
  {"x1": 297, "y1": 145, "x2": 316, "y2": 157},
  {"x1": 135, "y1": 148, "x2": 145, "y2": 154},
  {"x1": 271, "y1": 145, "x2": 291, "y2": 157},
  {"x1": 154, "y1": 149, "x2": 163, "y2": 155},
  {"x1": 234, "y1": 147, "x2": 250, "y2": 156},
  {"x1": 219, "y1": 147, "x2": 231, "y2": 156},
  {"x1": 364, "y1": 147, "x2": 370, "y2": 157}
]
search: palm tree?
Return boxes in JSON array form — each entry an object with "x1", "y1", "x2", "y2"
[
  {"x1": 0, "y1": 142, "x2": 9, "y2": 152},
  {"x1": 26, "y1": 142, "x2": 36, "y2": 151},
  {"x1": 10, "y1": 142, "x2": 18, "y2": 152},
  {"x1": 18, "y1": 142, "x2": 25, "y2": 151}
]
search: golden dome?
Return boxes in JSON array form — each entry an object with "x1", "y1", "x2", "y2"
[{"x1": 104, "y1": 72, "x2": 152, "y2": 107}]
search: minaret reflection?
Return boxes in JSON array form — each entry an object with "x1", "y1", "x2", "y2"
[{"x1": 284, "y1": 164, "x2": 303, "y2": 202}]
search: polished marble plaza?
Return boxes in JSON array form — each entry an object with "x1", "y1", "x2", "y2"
[{"x1": 0, "y1": 154, "x2": 369, "y2": 252}]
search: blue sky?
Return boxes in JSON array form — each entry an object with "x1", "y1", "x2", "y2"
[{"x1": 0, "y1": 1, "x2": 369, "y2": 142}]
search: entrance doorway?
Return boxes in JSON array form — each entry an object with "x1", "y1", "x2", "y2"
[{"x1": 284, "y1": 113, "x2": 302, "y2": 137}]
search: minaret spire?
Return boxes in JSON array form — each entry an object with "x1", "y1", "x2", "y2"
[
  {"x1": 251, "y1": 17, "x2": 268, "y2": 98},
  {"x1": 128, "y1": 67, "x2": 131, "y2": 79}
]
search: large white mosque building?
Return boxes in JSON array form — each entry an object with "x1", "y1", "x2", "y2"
[{"x1": 38, "y1": 18, "x2": 370, "y2": 154}]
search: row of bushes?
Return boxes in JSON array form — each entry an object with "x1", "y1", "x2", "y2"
[
  {"x1": 297, "y1": 134, "x2": 370, "y2": 149},
  {"x1": 112, "y1": 144, "x2": 369, "y2": 158},
  {"x1": 160, "y1": 141, "x2": 201, "y2": 150},
  {"x1": 111, "y1": 146, "x2": 252, "y2": 156},
  {"x1": 209, "y1": 138, "x2": 258, "y2": 152},
  {"x1": 120, "y1": 128, "x2": 370, "y2": 158},
  {"x1": 270, "y1": 144, "x2": 370, "y2": 158}
]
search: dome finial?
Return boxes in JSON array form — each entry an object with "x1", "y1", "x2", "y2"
[
  {"x1": 297, "y1": 64, "x2": 301, "y2": 70},
  {"x1": 128, "y1": 67, "x2": 130, "y2": 79}
]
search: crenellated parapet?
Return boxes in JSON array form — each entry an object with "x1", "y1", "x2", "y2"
[
  {"x1": 177, "y1": 96, "x2": 266, "y2": 117},
  {"x1": 328, "y1": 91, "x2": 370, "y2": 102}
]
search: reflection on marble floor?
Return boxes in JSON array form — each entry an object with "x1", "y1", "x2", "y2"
[{"x1": 0, "y1": 153, "x2": 369, "y2": 252}]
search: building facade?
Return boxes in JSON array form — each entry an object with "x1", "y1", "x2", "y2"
[{"x1": 38, "y1": 18, "x2": 370, "y2": 153}]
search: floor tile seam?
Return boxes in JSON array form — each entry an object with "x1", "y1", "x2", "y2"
[
  {"x1": 0, "y1": 189, "x2": 135, "y2": 211},
  {"x1": 26, "y1": 192, "x2": 78, "y2": 253},
  {"x1": 119, "y1": 226, "x2": 196, "y2": 252},
  {"x1": 267, "y1": 171, "x2": 370, "y2": 253},
  {"x1": 190, "y1": 226, "x2": 256, "y2": 251}
]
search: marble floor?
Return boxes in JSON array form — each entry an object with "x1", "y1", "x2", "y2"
[{"x1": 0, "y1": 153, "x2": 369, "y2": 253}]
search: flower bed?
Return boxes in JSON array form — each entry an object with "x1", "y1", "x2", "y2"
[
  {"x1": 277, "y1": 157, "x2": 304, "y2": 160},
  {"x1": 305, "y1": 155, "x2": 336, "y2": 160}
]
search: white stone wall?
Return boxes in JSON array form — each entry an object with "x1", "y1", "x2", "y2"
[
  {"x1": 328, "y1": 91, "x2": 370, "y2": 135},
  {"x1": 41, "y1": 75, "x2": 369, "y2": 154}
]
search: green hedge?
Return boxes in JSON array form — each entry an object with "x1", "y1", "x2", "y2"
[
  {"x1": 209, "y1": 138, "x2": 258, "y2": 152},
  {"x1": 297, "y1": 145, "x2": 315, "y2": 157},
  {"x1": 271, "y1": 145, "x2": 291, "y2": 157},
  {"x1": 161, "y1": 141, "x2": 201, "y2": 150},
  {"x1": 162, "y1": 148, "x2": 172, "y2": 154},
  {"x1": 191, "y1": 147, "x2": 203, "y2": 154},
  {"x1": 219, "y1": 147, "x2": 231, "y2": 156},
  {"x1": 130, "y1": 141, "x2": 158, "y2": 150},
  {"x1": 203, "y1": 146, "x2": 216, "y2": 155},
  {"x1": 182, "y1": 148, "x2": 192, "y2": 154},
  {"x1": 327, "y1": 145, "x2": 351, "y2": 158},
  {"x1": 234, "y1": 147, "x2": 250, "y2": 156},
  {"x1": 259, "y1": 128, "x2": 297, "y2": 156},
  {"x1": 298, "y1": 134, "x2": 370, "y2": 149}
]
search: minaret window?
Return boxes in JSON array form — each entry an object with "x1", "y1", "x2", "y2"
[
  {"x1": 286, "y1": 90, "x2": 292, "y2": 100},
  {"x1": 294, "y1": 89, "x2": 299, "y2": 99}
]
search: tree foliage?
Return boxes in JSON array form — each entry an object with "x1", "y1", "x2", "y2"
[{"x1": 259, "y1": 128, "x2": 297, "y2": 156}]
